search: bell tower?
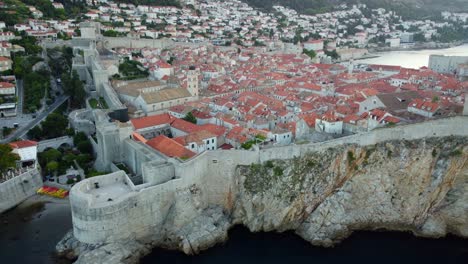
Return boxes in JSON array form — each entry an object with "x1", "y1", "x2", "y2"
[{"x1": 187, "y1": 66, "x2": 199, "y2": 98}]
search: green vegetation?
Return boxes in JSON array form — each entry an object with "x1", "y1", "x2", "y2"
[
  {"x1": 273, "y1": 166, "x2": 283, "y2": 176},
  {"x1": 86, "y1": 170, "x2": 109, "y2": 178},
  {"x1": 99, "y1": 97, "x2": 108, "y2": 109},
  {"x1": 449, "y1": 149, "x2": 463, "y2": 157},
  {"x1": 325, "y1": 49, "x2": 339, "y2": 60},
  {"x1": 38, "y1": 131, "x2": 95, "y2": 178},
  {"x1": 265, "y1": 160, "x2": 274, "y2": 168},
  {"x1": 27, "y1": 112, "x2": 69, "y2": 140},
  {"x1": 11, "y1": 35, "x2": 42, "y2": 55},
  {"x1": 88, "y1": 98, "x2": 99, "y2": 109},
  {"x1": 0, "y1": 144, "x2": 20, "y2": 173},
  {"x1": 117, "y1": 58, "x2": 149, "y2": 80},
  {"x1": 47, "y1": 46, "x2": 73, "y2": 77},
  {"x1": 303, "y1": 49, "x2": 316, "y2": 59},
  {"x1": 2, "y1": 127, "x2": 13, "y2": 138},
  {"x1": 241, "y1": 134, "x2": 267, "y2": 150},
  {"x1": 102, "y1": 30, "x2": 127, "y2": 37},
  {"x1": 434, "y1": 25, "x2": 468, "y2": 42},
  {"x1": 432, "y1": 149, "x2": 437, "y2": 157},
  {"x1": 23, "y1": 70, "x2": 51, "y2": 113},
  {"x1": 347, "y1": 151, "x2": 355, "y2": 165},
  {"x1": 182, "y1": 112, "x2": 197, "y2": 124},
  {"x1": 11, "y1": 35, "x2": 54, "y2": 113},
  {"x1": 89, "y1": 97, "x2": 108, "y2": 109},
  {"x1": 61, "y1": 71, "x2": 86, "y2": 109},
  {"x1": 0, "y1": 0, "x2": 31, "y2": 26},
  {"x1": 21, "y1": 0, "x2": 66, "y2": 19}
]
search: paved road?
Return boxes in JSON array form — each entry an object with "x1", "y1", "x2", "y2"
[{"x1": 0, "y1": 95, "x2": 69, "y2": 143}]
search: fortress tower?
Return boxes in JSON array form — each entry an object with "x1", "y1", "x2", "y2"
[{"x1": 187, "y1": 66, "x2": 199, "y2": 98}]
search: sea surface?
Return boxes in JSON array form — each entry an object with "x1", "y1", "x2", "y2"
[
  {"x1": 358, "y1": 44, "x2": 468, "y2": 69},
  {"x1": 141, "y1": 226, "x2": 467, "y2": 264},
  {"x1": 0, "y1": 198, "x2": 72, "y2": 264},
  {"x1": 1, "y1": 198, "x2": 467, "y2": 264}
]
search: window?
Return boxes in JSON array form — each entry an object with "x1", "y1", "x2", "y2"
[
  {"x1": 212, "y1": 139, "x2": 214, "y2": 143},
  {"x1": 191, "y1": 143, "x2": 195, "y2": 148}
]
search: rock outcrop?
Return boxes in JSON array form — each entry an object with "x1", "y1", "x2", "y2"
[{"x1": 57, "y1": 136, "x2": 468, "y2": 263}]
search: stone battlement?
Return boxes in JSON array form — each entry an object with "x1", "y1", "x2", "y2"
[{"x1": 70, "y1": 116, "x2": 468, "y2": 244}]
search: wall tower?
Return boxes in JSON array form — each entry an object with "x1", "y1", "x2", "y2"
[{"x1": 187, "y1": 66, "x2": 199, "y2": 98}]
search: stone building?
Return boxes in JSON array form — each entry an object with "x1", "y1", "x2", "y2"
[
  {"x1": 429, "y1": 55, "x2": 468, "y2": 74},
  {"x1": 114, "y1": 67, "x2": 199, "y2": 115}
]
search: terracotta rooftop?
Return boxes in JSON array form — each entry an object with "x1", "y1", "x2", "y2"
[
  {"x1": 174, "y1": 130, "x2": 216, "y2": 146},
  {"x1": 146, "y1": 135, "x2": 196, "y2": 159},
  {"x1": 131, "y1": 113, "x2": 175, "y2": 130},
  {"x1": 9, "y1": 140, "x2": 38, "y2": 149},
  {"x1": 171, "y1": 118, "x2": 200, "y2": 133}
]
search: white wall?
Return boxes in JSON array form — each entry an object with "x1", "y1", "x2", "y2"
[{"x1": 0, "y1": 169, "x2": 43, "y2": 213}]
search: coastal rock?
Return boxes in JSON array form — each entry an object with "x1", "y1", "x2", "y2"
[{"x1": 57, "y1": 136, "x2": 468, "y2": 263}]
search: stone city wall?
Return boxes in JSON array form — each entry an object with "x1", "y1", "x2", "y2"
[
  {"x1": 70, "y1": 116, "x2": 468, "y2": 244},
  {"x1": 102, "y1": 37, "x2": 172, "y2": 49},
  {"x1": 0, "y1": 169, "x2": 43, "y2": 214}
]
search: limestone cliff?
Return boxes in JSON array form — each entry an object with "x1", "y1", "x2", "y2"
[{"x1": 57, "y1": 136, "x2": 467, "y2": 263}]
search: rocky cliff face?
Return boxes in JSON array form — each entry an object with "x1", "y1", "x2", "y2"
[{"x1": 57, "y1": 136, "x2": 467, "y2": 263}]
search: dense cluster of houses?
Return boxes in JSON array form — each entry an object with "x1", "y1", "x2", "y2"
[
  {"x1": 112, "y1": 39, "x2": 466, "y2": 158},
  {"x1": 76, "y1": 0, "x2": 468, "y2": 61}
]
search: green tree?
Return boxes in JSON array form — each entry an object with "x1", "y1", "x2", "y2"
[
  {"x1": 41, "y1": 148, "x2": 61, "y2": 164},
  {"x1": 62, "y1": 71, "x2": 86, "y2": 109},
  {"x1": 182, "y1": 112, "x2": 197, "y2": 124},
  {"x1": 77, "y1": 141, "x2": 93, "y2": 155},
  {"x1": 27, "y1": 126, "x2": 43, "y2": 140},
  {"x1": 46, "y1": 161, "x2": 59, "y2": 176},
  {"x1": 303, "y1": 49, "x2": 316, "y2": 59},
  {"x1": 41, "y1": 113, "x2": 69, "y2": 139},
  {"x1": 73, "y1": 132, "x2": 88, "y2": 145},
  {"x1": 0, "y1": 144, "x2": 20, "y2": 172}
]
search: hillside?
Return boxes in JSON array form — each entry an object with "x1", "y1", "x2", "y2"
[{"x1": 242, "y1": 0, "x2": 468, "y2": 18}]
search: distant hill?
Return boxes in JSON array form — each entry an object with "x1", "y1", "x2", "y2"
[{"x1": 242, "y1": 0, "x2": 468, "y2": 18}]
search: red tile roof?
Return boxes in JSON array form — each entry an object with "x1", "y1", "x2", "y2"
[
  {"x1": 408, "y1": 99, "x2": 440, "y2": 113},
  {"x1": 0, "y1": 82, "x2": 14, "y2": 89},
  {"x1": 146, "y1": 135, "x2": 196, "y2": 159},
  {"x1": 9, "y1": 140, "x2": 38, "y2": 149},
  {"x1": 198, "y1": 124, "x2": 226, "y2": 137},
  {"x1": 131, "y1": 113, "x2": 175, "y2": 130},
  {"x1": 170, "y1": 118, "x2": 199, "y2": 133},
  {"x1": 174, "y1": 130, "x2": 216, "y2": 146}
]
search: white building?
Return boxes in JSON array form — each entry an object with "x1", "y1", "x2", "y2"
[
  {"x1": 315, "y1": 112, "x2": 343, "y2": 134},
  {"x1": 272, "y1": 129, "x2": 292, "y2": 145},
  {"x1": 175, "y1": 130, "x2": 217, "y2": 153},
  {"x1": 9, "y1": 140, "x2": 38, "y2": 168}
]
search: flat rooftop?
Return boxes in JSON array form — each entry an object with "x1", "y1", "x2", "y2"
[{"x1": 87, "y1": 182, "x2": 131, "y2": 204}]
